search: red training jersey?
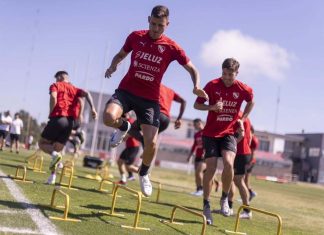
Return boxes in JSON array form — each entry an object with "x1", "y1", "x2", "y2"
[
  {"x1": 250, "y1": 135, "x2": 259, "y2": 152},
  {"x1": 49, "y1": 81, "x2": 84, "y2": 118},
  {"x1": 118, "y1": 30, "x2": 190, "y2": 102},
  {"x1": 191, "y1": 130, "x2": 204, "y2": 158},
  {"x1": 125, "y1": 118, "x2": 140, "y2": 148},
  {"x1": 196, "y1": 78, "x2": 253, "y2": 138},
  {"x1": 236, "y1": 117, "x2": 252, "y2": 155},
  {"x1": 159, "y1": 84, "x2": 182, "y2": 117}
]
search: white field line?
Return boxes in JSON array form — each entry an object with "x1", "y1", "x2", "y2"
[
  {"x1": 0, "y1": 209, "x2": 24, "y2": 214},
  {"x1": 0, "y1": 170, "x2": 59, "y2": 235},
  {"x1": 0, "y1": 226, "x2": 40, "y2": 234}
]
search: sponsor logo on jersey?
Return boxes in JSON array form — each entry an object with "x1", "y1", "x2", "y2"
[
  {"x1": 139, "y1": 41, "x2": 146, "y2": 47},
  {"x1": 134, "y1": 71, "x2": 155, "y2": 81},
  {"x1": 217, "y1": 114, "x2": 233, "y2": 122},
  {"x1": 133, "y1": 60, "x2": 160, "y2": 73},
  {"x1": 222, "y1": 100, "x2": 238, "y2": 107},
  {"x1": 135, "y1": 51, "x2": 162, "y2": 64}
]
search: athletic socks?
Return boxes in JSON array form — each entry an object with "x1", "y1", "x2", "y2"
[
  {"x1": 118, "y1": 120, "x2": 129, "y2": 131},
  {"x1": 128, "y1": 171, "x2": 133, "y2": 178},
  {"x1": 203, "y1": 199, "x2": 210, "y2": 208},
  {"x1": 228, "y1": 200, "x2": 233, "y2": 209},
  {"x1": 121, "y1": 174, "x2": 127, "y2": 182},
  {"x1": 221, "y1": 191, "x2": 228, "y2": 200},
  {"x1": 139, "y1": 163, "x2": 150, "y2": 176},
  {"x1": 51, "y1": 151, "x2": 59, "y2": 159},
  {"x1": 197, "y1": 186, "x2": 203, "y2": 191}
]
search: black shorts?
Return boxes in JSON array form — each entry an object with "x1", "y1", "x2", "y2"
[
  {"x1": 203, "y1": 135, "x2": 237, "y2": 159},
  {"x1": 119, "y1": 147, "x2": 140, "y2": 165},
  {"x1": 107, "y1": 89, "x2": 160, "y2": 128},
  {"x1": 41, "y1": 117, "x2": 74, "y2": 144},
  {"x1": 10, "y1": 134, "x2": 20, "y2": 142},
  {"x1": 158, "y1": 113, "x2": 170, "y2": 133},
  {"x1": 194, "y1": 156, "x2": 205, "y2": 163},
  {"x1": 234, "y1": 154, "x2": 252, "y2": 175},
  {"x1": 0, "y1": 130, "x2": 8, "y2": 139},
  {"x1": 246, "y1": 161, "x2": 255, "y2": 173}
]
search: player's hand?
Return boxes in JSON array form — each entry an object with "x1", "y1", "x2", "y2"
[
  {"x1": 91, "y1": 109, "x2": 98, "y2": 120},
  {"x1": 105, "y1": 66, "x2": 116, "y2": 78},
  {"x1": 193, "y1": 87, "x2": 209, "y2": 100},
  {"x1": 174, "y1": 119, "x2": 182, "y2": 129},
  {"x1": 209, "y1": 97, "x2": 223, "y2": 112},
  {"x1": 237, "y1": 119, "x2": 244, "y2": 132}
]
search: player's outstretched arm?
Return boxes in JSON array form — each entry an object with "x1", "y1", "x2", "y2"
[
  {"x1": 49, "y1": 91, "x2": 57, "y2": 116},
  {"x1": 105, "y1": 48, "x2": 129, "y2": 78},
  {"x1": 174, "y1": 95, "x2": 186, "y2": 129},
  {"x1": 241, "y1": 100, "x2": 255, "y2": 121},
  {"x1": 84, "y1": 91, "x2": 97, "y2": 119}
]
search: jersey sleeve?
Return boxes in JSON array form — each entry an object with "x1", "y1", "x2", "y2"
[
  {"x1": 172, "y1": 91, "x2": 182, "y2": 102},
  {"x1": 172, "y1": 44, "x2": 190, "y2": 65},
  {"x1": 49, "y1": 83, "x2": 57, "y2": 94},
  {"x1": 122, "y1": 32, "x2": 135, "y2": 53},
  {"x1": 244, "y1": 85, "x2": 254, "y2": 102}
]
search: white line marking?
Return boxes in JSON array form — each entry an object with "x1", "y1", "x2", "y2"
[
  {"x1": 0, "y1": 226, "x2": 40, "y2": 234},
  {"x1": 0, "y1": 170, "x2": 59, "y2": 235},
  {"x1": 0, "y1": 209, "x2": 23, "y2": 214}
]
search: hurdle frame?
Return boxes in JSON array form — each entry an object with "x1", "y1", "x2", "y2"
[
  {"x1": 49, "y1": 187, "x2": 81, "y2": 222},
  {"x1": 26, "y1": 150, "x2": 46, "y2": 173},
  {"x1": 150, "y1": 180, "x2": 162, "y2": 203},
  {"x1": 160, "y1": 205, "x2": 207, "y2": 235},
  {"x1": 10, "y1": 165, "x2": 33, "y2": 183},
  {"x1": 58, "y1": 165, "x2": 78, "y2": 190},
  {"x1": 225, "y1": 205, "x2": 282, "y2": 235},
  {"x1": 99, "y1": 184, "x2": 150, "y2": 231}
]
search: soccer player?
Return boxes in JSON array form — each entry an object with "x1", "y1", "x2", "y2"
[
  {"x1": 128, "y1": 83, "x2": 186, "y2": 146},
  {"x1": 39, "y1": 71, "x2": 97, "y2": 184},
  {"x1": 9, "y1": 113, "x2": 24, "y2": 154},
  {"x1": 228, "y1": 113, "x2": 253, "y2": 219},
  {"x1": 103, "y1": 5, "x2": 207, "y2": 197},
  {"x1": 245, "y1": 125, "x2": 258, "y2": 201},
  {"x1": 187, "y1": 118, "x2": 205, "y2": 196},
  {"x1": 194, "y1": 58, "x2": 254, "y2": 224},
  {"x1": 117, "y1": 114, "x2": 141, "y2": 185},
  {"x1": 0, "y1": 111, "x2": 12, "y2": 151}
]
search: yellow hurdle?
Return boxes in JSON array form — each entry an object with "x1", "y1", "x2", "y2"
[
  {"x1": 10, "y1": 165, "x2": 33, "y2": 183},
  {"x1": 99, "y1": 184, "x2": 150, "y2": 231},
  {"x1": 160, "y1": 205, "x2": 207, "y2": 235},
  {"x1": 150, "y1": 180, "x2": 162, "y2": 203},
  {"x1": 26, "y1": 150, "x2": 46, "y2": 173},
  {"x1": 58, "y1": 165, "x2": 78, "y2": 190},
  {"x1": 225, "y1": 205, "x2": 283, "y2": 235},
  {"x1": 49, "y1": 187, "x2": 81, "y2": 222}
]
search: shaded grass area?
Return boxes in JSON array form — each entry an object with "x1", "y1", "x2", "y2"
[{"x1": 0, "y1": 149, "x2": 323, "y2": 234}]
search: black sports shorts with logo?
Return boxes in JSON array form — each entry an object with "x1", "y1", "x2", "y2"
[
  {"x1": 41, "y1": 116, "x2": 74, "y2": 144},
  {"x1": 203, "y1": 135, "x2": 237, "y2": 159},
  {"x1": 107, "y1": 89, "x2": 160, "y2": 128}
]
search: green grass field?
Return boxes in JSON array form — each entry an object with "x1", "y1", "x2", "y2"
[{"x1": 0, "y1": 149, "x2": 324, "y2": 235}]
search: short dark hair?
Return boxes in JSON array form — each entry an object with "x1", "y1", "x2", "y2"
[
  {"x1": 193, "y1": 118, "x2": 202, "y2": 123},
  {"x1": 151, "y1": 5, "x2": 169, "y2": 18},
  {"x1": 222, "y1": 58, "x2": 240, "y2": 72},
  {"x1": 54, "y1": 71, "x2": 68, "y2": 78}
]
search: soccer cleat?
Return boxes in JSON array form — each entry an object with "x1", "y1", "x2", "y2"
[
  {"x1": 127, "y1": 175, "x2": 136, "y2": 181},
  {"x1": 203, "y1": 205, "x2": 213, "y2": 225},
  {"x1": 191, "y1": 190, "x2": 203, "y2": 196},
  {"x1": 249, "y1": 191, "x2": 257, "y2": 202},
  {"x1": 239, "y1": 211, "x2": 252, "y2": 219},
  {"x1": 46, "y1": 174, "x2": 56, "y2": 185},
  {"x1": 139, "y1": 174, "x2": 152, "y2": 197},
  {"x1": 49, "y1": 154, "x2": 62, "y2": 171},
  {"x1": 220, "y1": 198, "x2": 231, "y2": 217},
  {"x1": 116, "y1": 180, "x2": 126, "y2": 185},
  {"x1": 109, "y1": 121, "x2": 131, "y2": 148}
]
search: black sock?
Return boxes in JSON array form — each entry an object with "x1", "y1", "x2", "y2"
[
  {"x1": 118, "y1": 120, "x2": 129, "y2": 131},
  {"x1": 228, "y1": 200, "x2": 233, "y2": 209},
  {"x1": 203, "y1": 199, "x2": 210, "y2": 208},
  {"x1": 128, "y1": 172, "x2": 133, "y2": 178},
  {"x1": 197, "y1": 186, "x2": 203, "y2": 191},
  {"x1": 139, "y1": 163, "x2": 150, "y2": 176},
  {"x1": 221, "y1": 191, "x2": 228, "y2": 200},
  {"x1": 243, "y1": 207, "x2": 250, "y2": 213},
  {"x1": 248, "y1": 188, "x2": 253, "y2": 195}
]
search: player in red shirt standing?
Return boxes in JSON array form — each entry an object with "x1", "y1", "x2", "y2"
[
  {"x1": 117, "y1": 114, "x2": 141, "y2": 185},
  {"x1": 228, "y1": 113, "x2": 253, "y2": 219},
  {"x1": 103, "y1": 5, "x2": 207, "y2": 197},
  {"x1": 187, "y1": 118, "x2": 205, "y2": 196},
  {"x1": 39, "y1": 71, "x2": 97, "y2": 184},
  {"x1": 245, "y1": 125, "x2": 259, "y2": 201},
  {"x1": 194, "y1": 58, "x2": 254, "y2": 224}
]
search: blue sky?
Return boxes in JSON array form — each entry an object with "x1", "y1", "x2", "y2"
[{"x1": 0, "y1": 0, "x2": 323, "y2": 134}]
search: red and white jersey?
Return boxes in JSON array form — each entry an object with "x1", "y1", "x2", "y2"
[
  {"x1": 118, "y1": 30, "x2": 189, "y2": 102},
  {"x1": 159, "y1": 84, "x2": 182, "y2": 117},
  {"x1": 236, "y1": 117, "x2": 252, "y2": 155},
  {"x1": 196, "y1": 78, "x2": 253, "y2": 138},
  {"x1": 49, "y1": 82, "x2": 84, "y2": 118},
  {"x1": 250, "y1": 135, "x2": 259, "y2": 151},
  {"x1": 191, "y1": 130, "x2": 204, "y2": 158}
]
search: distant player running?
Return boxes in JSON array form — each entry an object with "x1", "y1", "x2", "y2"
[
  {"x1": 194, "y1": 58, "x2": 254, "y2": 224},
  {"x1": 103, "y1": 5, "x2": 207, "y2": 197},
  {"x1": 39, "y1": 71, "x2": 97, "y2": 184}
]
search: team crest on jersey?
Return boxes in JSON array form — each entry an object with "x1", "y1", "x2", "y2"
[
  {"x1": 233, "y1": 92, "x2": 239, "y2": 99},
  {"x1": 158, "y1": 45, "x2": 165, "y2": 53}
]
